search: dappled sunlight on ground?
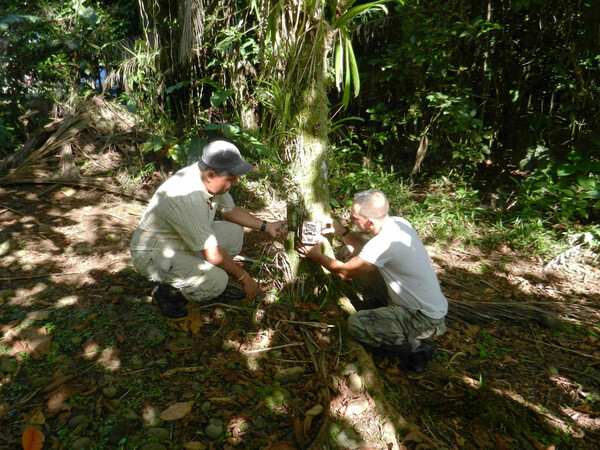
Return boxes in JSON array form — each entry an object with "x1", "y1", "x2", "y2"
[{"x1": 1, "y1": 184, "x2": 600, "y2": 448}]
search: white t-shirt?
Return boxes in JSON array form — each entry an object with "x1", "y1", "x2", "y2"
[
  {"x1": 358, "y1": 216, "x2": 448, "y2": 319},
  {"x1": 130, "y1": 163, "x2": 235, "y2": 253}
]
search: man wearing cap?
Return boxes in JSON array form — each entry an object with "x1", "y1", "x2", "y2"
[{"x1": 130, "y1": 140, "x2": 286, "y2": 319}]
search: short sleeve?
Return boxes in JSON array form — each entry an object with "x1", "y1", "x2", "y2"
[
  {"x1": 216, "y1": 192, "x2": 235, "y2": 213},
  {"x1": 358, "y1": 236, "x2": 391, "y2": 267}
]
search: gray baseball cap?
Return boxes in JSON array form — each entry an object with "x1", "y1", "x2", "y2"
[{"x1": 201, "y1": 140, "x2": 253, "y2": 175}]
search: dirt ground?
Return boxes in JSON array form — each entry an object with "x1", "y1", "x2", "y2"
[{"x1": 1, "y1": 182, "x2": 599, "y2": 450}]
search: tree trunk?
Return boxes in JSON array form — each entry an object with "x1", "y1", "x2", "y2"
[{"x1": 281, "y1": 20, "x2": 334, "y2": 294}]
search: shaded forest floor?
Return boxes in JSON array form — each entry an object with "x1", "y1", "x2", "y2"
[{"x1": 1, "y1": 182, "x2": 600, "y2": 450}]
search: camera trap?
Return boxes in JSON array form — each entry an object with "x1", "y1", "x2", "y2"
[{"x1": 299, "y1": 220, "x2": 322, "y2": 245}]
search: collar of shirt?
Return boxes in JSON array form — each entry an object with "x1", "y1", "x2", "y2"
[{"x1": 199, "y1": 189, "x2": 217, "y2": 210}]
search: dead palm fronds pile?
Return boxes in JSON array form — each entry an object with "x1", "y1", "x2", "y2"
[
  {"x1": 447, "y1": 298, "x2": 600, "y2": 328},
  {"x1": 0, "y1": 96, "x2": 151, "y2": 201}
]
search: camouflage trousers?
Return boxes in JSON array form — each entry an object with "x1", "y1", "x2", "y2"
[
  {"x1": 347, "y1": 305, "x2": 446, "y2": 349},
  {"x1": 346, "y1": 270, "x2": 446, "y2": 349}
]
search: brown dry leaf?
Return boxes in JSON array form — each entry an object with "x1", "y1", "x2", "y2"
[
  {"x1": 22, "y1": 427, "x2": 45, "y2": 450},
  {"x1": 500, "y1": 355, "x2": 519, "y2": 365},
  {"x1": 24, "y1": 407, "x2": 45, "y2": 425},
  {"x1": 463, "y1": 324, "x2": 480, "y2": 339},
  {"x1": 266, "y1": 441, "x2": 297, "y2": 450},
  {"x1": 43, "y1": 374, "x2": 75, "y2": 393},
  {"x1": 189, "y1": 309, "x2": 203, "y2": 334},
  {"x1": 183, "y1": 442, "x2": 207, "y2": 450},
  {"x1": 11, "y1": 327, "x2": 52, "y2": 359},
  {"x1": 72, "y1": 313, "x2": 99, "y2": 332},
  {"x1": 44, "y1": 384, "x2": 76, "y2": 413},
  {"x1": 27, "y1": 310, "x2": 51, "y2": 321},
  {"x1": 176, "y1": 317, "x2": 191, "y2": 333},
  {"x1": 302, "y1": 414, "x2": 314, "y2": 437},
  {"x1": 493, "y1": 434, "x2": 512, "y2": 450},
  {"x1": 114, "y1": 330, "x2": 126, "y2": 343},
  {"x1": 573, "y1": 404, "x2": 596, "y2": 415},
  {"x1": 402, "y1": 430, "x2": 425, "y2": 443},
  {"x1": 1, "y1": 319, "x2": 22, "y2": 334},
  {"x1": 82, "y1": 337, "x2": 100, "y2": 358},
  {"x1": 453, "y1": 430, "x2": 466, "y2": 447},
  {"x1": 533, "y1": 440, "x2": 555, "y2": 450},
  {"x1": 160, "y1": 401, "x2": 194, "y2": 420}
]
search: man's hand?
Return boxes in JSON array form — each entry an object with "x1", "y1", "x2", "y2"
[
  {"x1": 240, "y1": 275, "x2": 259, "y2": 300},
  {"x1": 296, "y1": 242, "x2": 323, "y2": 260},
  {"x1": 265, "y1": 220, "x2": 287, "y2": 238},
  {"x1": 321, "y1": 219, "x2": 345, "y2": 236}
]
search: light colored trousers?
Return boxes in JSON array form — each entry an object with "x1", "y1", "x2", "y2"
[{"x1": 131, "y1": 221, "x2": 243, "y2": 302}]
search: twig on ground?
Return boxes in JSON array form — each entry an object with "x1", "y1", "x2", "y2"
[
  {"x1": 194, "y1": 302, "x2": 250, "y2": 312},
  {"x1": 0, "y1": 204, "x2": 26, "y2": 216},
  {"x1": 0, "y1": 272, "x2": 82, "y2": 281},
  {"x1": 163, "y1": 366, "x2": 204, "y2": 377},
  {"x1": 275, "y1": 319, "x2": 335, "y2": 329},
  {"x1": 530, "y1": 339, "x2": 600, "y2": 361},
  {"x1": 243, "y1": 342, "x2": 304, "y2": 354}
]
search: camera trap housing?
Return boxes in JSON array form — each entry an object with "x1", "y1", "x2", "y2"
[{"x1": 298, "y1": 220, "x2": 322, "y2": 245}]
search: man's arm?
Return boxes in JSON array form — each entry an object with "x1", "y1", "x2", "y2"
[
  {"x1": 322, "y1": 219, "x2": 365, "y2": 256},
  {"x1": 221, "y1": 206, "x2": 286, "y2": 238},
  {"x1": 201, "y1": 245, "x2": 258, "y2": 299},
  {"x1": 297, "y1": 244, "x2": 376, "y2": 281}
]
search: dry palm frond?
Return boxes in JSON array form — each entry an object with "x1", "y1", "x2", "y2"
[
  {"x1": 0, "y1": 96, "x2": 150, "y2": 201},
  {"x1": 447, "y1": 299, "x2": 600, "y2": 327},
  {"x1": 0, "y1": 111, "x2": 92, "y2": 180}
]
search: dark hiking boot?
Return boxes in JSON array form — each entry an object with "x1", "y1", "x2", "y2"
[
  {"x1": 406, "y1": 341, "x2": 436, "y2": 374},
  {"x1": 152, "y1": 284, "x2": 188, "y2": 319},
  {"x1": 217, "y1": 282, "x2": 246, "y2": 300}
]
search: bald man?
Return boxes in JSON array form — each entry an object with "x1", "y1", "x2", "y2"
[{"x1": 297, "y1": 189, "x2": 447, "y2": 373}]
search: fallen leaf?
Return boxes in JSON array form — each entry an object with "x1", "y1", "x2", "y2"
[
  {"x1": 10, "y1": 327, "x2": 52, "y2": 359},
  {"x1": 1, "y1": 318, "x2": 22, "y2": 334},
  {"x1": 44, "y1": 384, "x2": 77, "y2": 413},
  {"x1": 43, "y1": 375, "x2": 75, "y2": 393},
  {"x1": 22, "y1": 427, "x2": 45, "y2": 450},
  {"x1": 402, "y1": 430, "x2": 425, "y2": 443},
  {"x1": 189, "y1": 309, "x2": 203, "y2": 334},
  {"x1": 533, "y1": 440, "x2": 555, "y2": 450},
  {"x1": 266, "y1": 440, "x2": 297, "y2": 449},
  {"x1": 160, "y1": 401, "x2": 194, "y2": 420},
  {"x1": 27, "y1": 310, "x2": 50, "y2": 321},
  {"x1": 305, "y1": 404, "x2": 323, "y2": 416},
  {"x1": 24, "y1": 407, "x2": 45, "y2": 425},
  {"x1": 500, "y1": 355, "x2": 519, "y2": 364},
  {"x1": 114, "y1": 330, "x2": 126, "y2": 343},
  {"x1": 183, "y1": 442, "x2": 207, "y2": 450},
  {"x1": 573, "y1": 404, "x2": 596, "y2": 415},
  {"x1": 493, "y1": 434, "x2": 512, "y2": 450},
  {"x1": 463, "y1": 324, "x2": 480, "y2": 339}
]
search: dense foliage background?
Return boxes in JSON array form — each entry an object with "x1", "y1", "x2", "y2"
[{"x1": 1, "y1": 0, "x2": 600, "y2": 250}]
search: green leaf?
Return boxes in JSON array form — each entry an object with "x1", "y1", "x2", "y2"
[
  {"x1": 334, "y1": 37, "x2": 343, "y2": 88},
  {"x1": 576, "y1": 176, "x2": 596, "y2": 190},
  {"x1": 329, "y1": 197, "x2": 340, "y2": 208},
  {"x1": 556, "y1": 164, "x2": 575, "y2": 177},
  {"x1": 334, "y1": 1, "x2": 389, "y2": 28},
  {"x1": 583, "y1": 190, "x2": 600, "y2": 199},
  {"x1": 166, "y1": 81, "x2": 190, "y2": 93},
  {"x1": 185, "y1": 136, "x2": 205, "y2": 165},
  {"x1": 126, "y1": 99, "x2": 136, "y2": 114},
  {"x1": 342, "y1": 38, "x2": 351, "y2": 106},
  {"x1": 347, "y1": 39, "x2": 360, "y2": 97},
  {"x1": 0, "y1": 14, "x2": 41, "y2": 31},
  {"x1": 210, "y1": 89, "x2": 232, "y2": 108}
]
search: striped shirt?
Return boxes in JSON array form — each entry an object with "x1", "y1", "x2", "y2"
[{"x1": 130, "y1": 163, "x2": 235, "y2": 253}]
